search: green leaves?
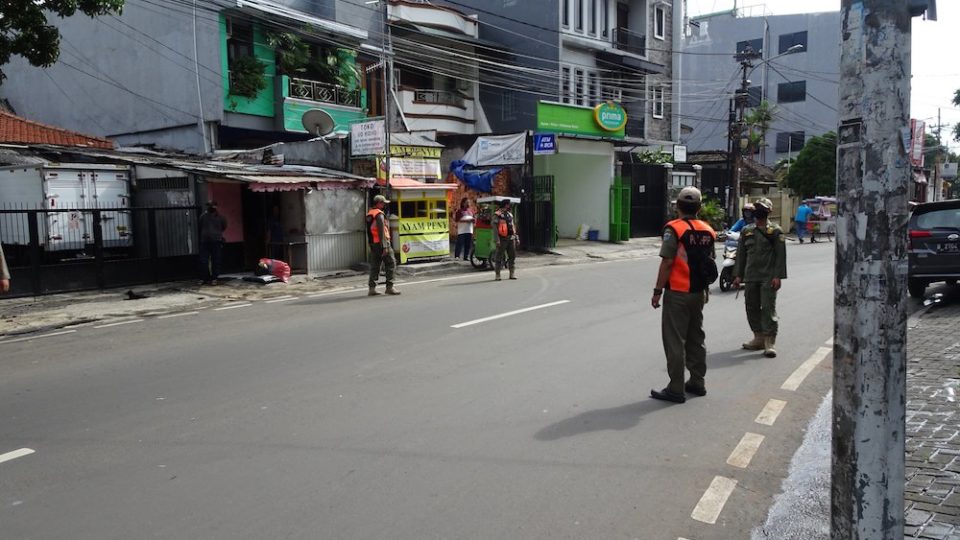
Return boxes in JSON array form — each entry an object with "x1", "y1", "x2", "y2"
[
  {"x1": 785, "y1": 132, "x2": 837, "y2": 198},
  {"x1": 0, "y1": 0, "x2": 124, "y2": 82},
  {"x1": 228, "y1": 55, "x2": 267, "y2": 99}
]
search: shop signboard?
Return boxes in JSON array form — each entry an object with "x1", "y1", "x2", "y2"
[
  {"x1": 398, "y1": 219, "x2": 449, "y2": 263},
  {"x1": 350, "y1": 119, "x2": 385, "y2": 156},
  {"x1": 536, "y1": 101, "x2": 625, "y2": 139},
  {"x1": 378, "y1": 157, "x2": 442, "y2": 180},
  {"x1": 391, "y1": 145, "x2": 442, "y2": 159},
  {"x1": 673, "y1": 144, "x2": 687, "y2": 163},
  {"x1": 533, "y1": 133, "x2": 557, "y2": 155}
]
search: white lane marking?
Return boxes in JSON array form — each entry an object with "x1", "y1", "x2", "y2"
[
  {"x1": 755, "y1": 399, "x2": 788, "y2": 426},
  {"x1": 93, "y1": 319, "x2": 144, "y2": 329},
  {"x1": 781, "y1": 346, "x2": 832, "y2": 391},
  {"x1": 451, "y1": 300, "x2": 571, "y2": 329},
  {"x1": 0, "y1": 330, "x2": 77, "y2": 345},
  {"x1": 157, "y1": 311, "x2": 199, "y2": 320},
  {"x1": 691, "y1": 476, "x2": 738, "y2": 524},
  {"x1": 214, "y1": 303, "x2": 252, "y2": 311},
  {"x1": 0, "y1": 448, "x2": 35, "y2": 464},
  {"x1": 726, "y1": 432, "x2": 765, "y2": 469},
  {"x1": 264, "y1": 296, "x2": 296, "y2": 303},
  {"x1": 307, "y1": 289, "x2": 355, "y2": 299}
]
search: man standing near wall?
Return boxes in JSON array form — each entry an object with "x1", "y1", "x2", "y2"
[{"x1": 198, "y1": 201, "x2": 227, "y2": 286}]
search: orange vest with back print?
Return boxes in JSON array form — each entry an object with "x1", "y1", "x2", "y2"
[
  {"x1": 366, "y1": 208, "x2": 389, "y2": 244},
  {"x1": 665, "y1": 218, "x2": 716, "y2": 293}
]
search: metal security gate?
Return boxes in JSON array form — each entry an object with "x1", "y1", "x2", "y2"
[
  {"x1": 520, "y1": 175, "x2": 555, "y2": 251},
  {"x1": 609, "y1": 177, "x2": 630, "y2": 242},
  {"x1": 624, "y1": 163, "x2": 667, "y2": 237}
]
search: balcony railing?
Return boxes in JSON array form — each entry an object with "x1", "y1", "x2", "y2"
[
  {"x1": 288, "y1": 77, "x2": 361, "y2": 108},
  {"x1": 412, "y1": 89, "x2": 466, "y2": 108},
  {"x1": 612, "y1": 27, "x2": 646, "y2": 57}
]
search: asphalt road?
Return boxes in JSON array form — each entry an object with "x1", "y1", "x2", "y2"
[{"x1": 0, "y1": 242, "x2": 837, "y2": 540}]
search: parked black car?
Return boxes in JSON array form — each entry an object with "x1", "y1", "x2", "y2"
[{"x1": 908, "y1": 199, "x2": 960, "y2": 298}]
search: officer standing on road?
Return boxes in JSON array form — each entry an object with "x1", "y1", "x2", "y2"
[
  {"x1": 366, "y1": 194, "x2": 400, "y2": 297},
  {"x1": 650, "y1": 187, "x2": 717, "y2": 404},
  {"x1": 492, "y1": 199, "x2": 518, "y2": 281},
  {"x1": 732, "y1": 198, "x2": 787, "y2": 358}
]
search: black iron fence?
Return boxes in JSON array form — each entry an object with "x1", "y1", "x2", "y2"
[{"x1": 0, "y1": 206, "x2": 200, "y2": 297}]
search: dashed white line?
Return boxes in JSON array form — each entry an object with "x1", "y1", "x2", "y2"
[
  {"x1": 691, "y1": 476, "x2": 738, "y2": 524},
  {"x1": 782, "y1": 346, "x2": 832, "y2": 391},
  {"x1": 264, "y1": 296, "x2": 296, "y2": 304},
  {"x1": 0, "y1": 330, "x2": 77, "y2": 345},
  {"x1": 214, "y1": 303, "x2": 253, "y2": 311},
  {"x1": 755, "y1": 399, "x2": 788, "y2": 426},
  {"x1": 726, "y1": 432, "x2": 765, "y2": 469},
  {"x1": 93, "y1": 319, "x2": 144, "y2": 329},
  {"x1": 0, "y1": 448, "x2": 35, "y2": 464},
  {"x1": 157, "y1": 311, "x2": 199, "y2": 319},
  {"x1": 451, "y1": 300, "x2": 571, "y2": 329}
]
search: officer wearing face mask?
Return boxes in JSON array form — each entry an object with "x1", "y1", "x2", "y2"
[{"x1": 732, "y1": 198, "x2": 787, "y2": 358}]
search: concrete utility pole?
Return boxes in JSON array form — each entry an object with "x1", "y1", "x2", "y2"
[
  {"x1": 378, "y1": 0, "x2": 393, "y2": 197},
  {"x1": 727, "y1": 46, "x2": 760, "y2": 214},
  {"x1": 832, "y1": 1, "x2": 934, "y2": 537}
]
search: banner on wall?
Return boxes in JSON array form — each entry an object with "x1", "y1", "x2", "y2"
[
  {"x1": 462, "y1": 133, "x2": 526, "y2": 166},
  {"x1": 398, "y1": 219, "x2": 449, "y2": 263},
  {"x1": 377, "y1": 157, "x2": 442, "y2": 180}
]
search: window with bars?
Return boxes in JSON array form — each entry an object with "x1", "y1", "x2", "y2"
[
  {"x1": 561, "y1": 66, "x2": 572, "y2": 103},
  {"x1": 588, "y1": 72, "x2": 598, "y2": 105},
  {"x1": 575, "y1": 69, "x2": 585, "y2": 105}
]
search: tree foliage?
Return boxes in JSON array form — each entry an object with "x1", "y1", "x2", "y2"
[
  {"x1": 954, "y1": 89, "x2": 960, "y2": 143},
  {"x1": 0, "y1": 0, "x2": 125, "y2": 82},
  {"x1": 742, "y1": 100, "x2": 775, "y2": 155},
  {"x1": 785, "y1": 131, "x2": 837, "y2": 198}
]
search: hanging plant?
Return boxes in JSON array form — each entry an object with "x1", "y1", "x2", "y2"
[{"x1": 229, "y1": 55, "x2": 267, "y2": 98}]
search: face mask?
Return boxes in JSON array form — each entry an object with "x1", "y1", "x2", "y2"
[
  {"x1": 743, "y1": 211, "x2": 754, "y2": 221},
  {"x1": 754, "y1": 208, "x2": 770, "y2": 219}
]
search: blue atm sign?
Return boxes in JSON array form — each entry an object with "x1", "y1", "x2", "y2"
[{"x1": 533, "y1": 133, "x2": 557, "y2": 155}]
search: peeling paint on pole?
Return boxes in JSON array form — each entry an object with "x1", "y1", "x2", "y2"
[{"x1": 833, "y1": 1, "x2": 910, "y2": 538}]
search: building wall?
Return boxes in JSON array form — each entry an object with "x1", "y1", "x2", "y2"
[
  {"x1": 680, "y1": 11, "x2": 841, "y2": 166},
  {"x1": 0, "y1": 1, "x2": 224, "y2": 154},
  {"x1": 645, "y1": 0, "x2": 675, "y2": 142}
]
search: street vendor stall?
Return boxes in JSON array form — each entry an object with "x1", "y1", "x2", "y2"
[
  {"x1": 803, "y1": 196, "x2": 837, "y2": 241},
  {"x1": 385, "y1": 177, "x2": 458, "y2": 263}
]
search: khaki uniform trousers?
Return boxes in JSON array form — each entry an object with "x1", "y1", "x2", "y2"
[{"x1": 661, "y1": 289, "x2": 708, "y2": 395}]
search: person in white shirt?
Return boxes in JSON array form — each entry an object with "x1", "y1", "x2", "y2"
[{"x1": 454, "y1": 198, "x2": 475, "y2": 261}]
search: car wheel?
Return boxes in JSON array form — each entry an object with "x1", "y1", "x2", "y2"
[{"x1": 908, "y1": 279, "x2": 926, "y2": 299}]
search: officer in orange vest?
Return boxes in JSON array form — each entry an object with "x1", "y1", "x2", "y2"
[
  {"x1": 650, "y1": 187, "x2": 717, "y2": 403},
  {"x1": 491, "y1": 199, "x2": 518, "y2": 281},
  {"x1": 366, "y1": 194, "x2": 400, "y2": 296}
]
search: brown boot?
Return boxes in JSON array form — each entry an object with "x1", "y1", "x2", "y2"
[
  {"x1": 742, "y1": 333, "x2": 765, "y2": 350},
  {"x1": 764, "y1": 336, "x2": 777, "y2": 358},
  {"x1": 368, "y1": 287, "x2": 380, "y2": 296},
  {"x1": 509, "y1": 270, "x2": 517, "y2": 280},
  {"x1": 385, "y1": 286, "x2": 401, "y2": 296}
]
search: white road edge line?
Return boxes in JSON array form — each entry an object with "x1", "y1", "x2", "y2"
[
  {"x1": 264, "y1": 296, "x2": 296, "y2": 303},
  {"x1": 214, "y1": 303, "x2": 253, "y2": 311},
  {"x1": 93, "y1": 319, "x2": 144, "y2": 329},
  {"x1": 755, "y1": 399, "x2": 788, "y2": 426},
  {"x1": 157, "y1": 311, "x2": 200, "y2": 319},
  {"x1": 451, "y1": 300, "x2": 571, "y2": 329},
  {"x1": 691, "y1": 476, "x2": 738, "y2": 524},
  {"x1": 0, "y1": 448, "x2": 35, "y2": 464},
  {"x1": 726, "y1": 432, "x2": 765, "y2": 469},
  {"x1": 782, "y1": 346, "x2": 832, "y2": 391},
  {"x1": 0, "y1": 330, "x2": 76, "y2": 345}
]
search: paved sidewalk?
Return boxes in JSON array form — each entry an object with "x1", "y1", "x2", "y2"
[
  {"x1": 0, "y1": 237, "x2": 662, "y2": 337},
  {"x1": 755, "y1": 299, "x2": 960, "y2": 539},
  {"x1": 905, "y1": 302, "x2": 960, "y2": 539}
]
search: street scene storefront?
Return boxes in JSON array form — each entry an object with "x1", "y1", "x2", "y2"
[{"x1": 383, "y1": 178, "x2": 456, "y2": 263}]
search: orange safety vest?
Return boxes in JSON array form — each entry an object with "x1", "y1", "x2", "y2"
[
  {"x1": 366, "y1": 208, "x2": 390, "y2": 244},
  {"x1": 665, "y1": 218, "x2": 716, "y2": 293}
]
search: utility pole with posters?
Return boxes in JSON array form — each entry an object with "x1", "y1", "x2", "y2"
[
  {"x1": 727, "y1": 46, "x2": 760, "y2": 214},
  {"x1": 832, "y1": 1, "x2": 935, "y2": 538}
]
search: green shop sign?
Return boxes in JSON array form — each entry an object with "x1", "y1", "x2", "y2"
[{"x1": 536, "y1": 101, "x2": 626, "y2": 139}]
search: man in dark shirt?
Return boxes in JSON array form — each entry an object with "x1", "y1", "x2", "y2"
[{"x1": 198, "y1": 201, "x2": 228, "y2": 285}]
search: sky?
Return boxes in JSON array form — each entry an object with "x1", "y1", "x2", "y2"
[{"x1": 687, "y1": 0, "x2": 960, "y2": 153}]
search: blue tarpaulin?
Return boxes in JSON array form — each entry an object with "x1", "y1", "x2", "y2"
[{"x1": 449, "y1": 160, "x2": 501, "y2": 193}]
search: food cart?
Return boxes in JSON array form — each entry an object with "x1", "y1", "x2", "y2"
[
  {"x1": 803, "y1": 196, "x2": 837, "y2": 241},
  {"x1": 383, "y1": 177, "x2": 457, "y2": 264},
  {"x1": 471, "y1": 196, "x2": 520, "y2": 269}
]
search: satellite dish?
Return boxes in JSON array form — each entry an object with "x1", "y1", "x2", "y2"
[{"x1": 302, "y1": 109, "x2": 336, "y2": 137}]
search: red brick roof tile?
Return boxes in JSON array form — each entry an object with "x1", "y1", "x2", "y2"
[{"x1": 0, "y1": 111, "x2": 113, "y2": 149}]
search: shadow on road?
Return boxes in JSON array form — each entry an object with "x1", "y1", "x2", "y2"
[
  {"x1": 534, "y1": 400, "x2": 670, "y2": 441},
  {"x1": 705, "y1": 349, "x2": 768, "y2": 370}
]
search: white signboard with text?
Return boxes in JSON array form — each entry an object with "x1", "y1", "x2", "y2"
[{"x1": 351, "y1": 119, "x2": 386, "y2": 156}]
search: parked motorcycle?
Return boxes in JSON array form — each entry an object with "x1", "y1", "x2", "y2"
[{"x1": 718, "y1": 230, "x2": 739, "y2": 292}]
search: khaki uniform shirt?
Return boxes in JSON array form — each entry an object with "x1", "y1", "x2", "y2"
[{"x1": 733, "y1": 222, "x2": 788, "y2": 282}]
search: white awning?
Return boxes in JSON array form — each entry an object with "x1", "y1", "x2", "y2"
[{"x1": 235, "y1": 0, "x2": 368, "y2": 41}]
